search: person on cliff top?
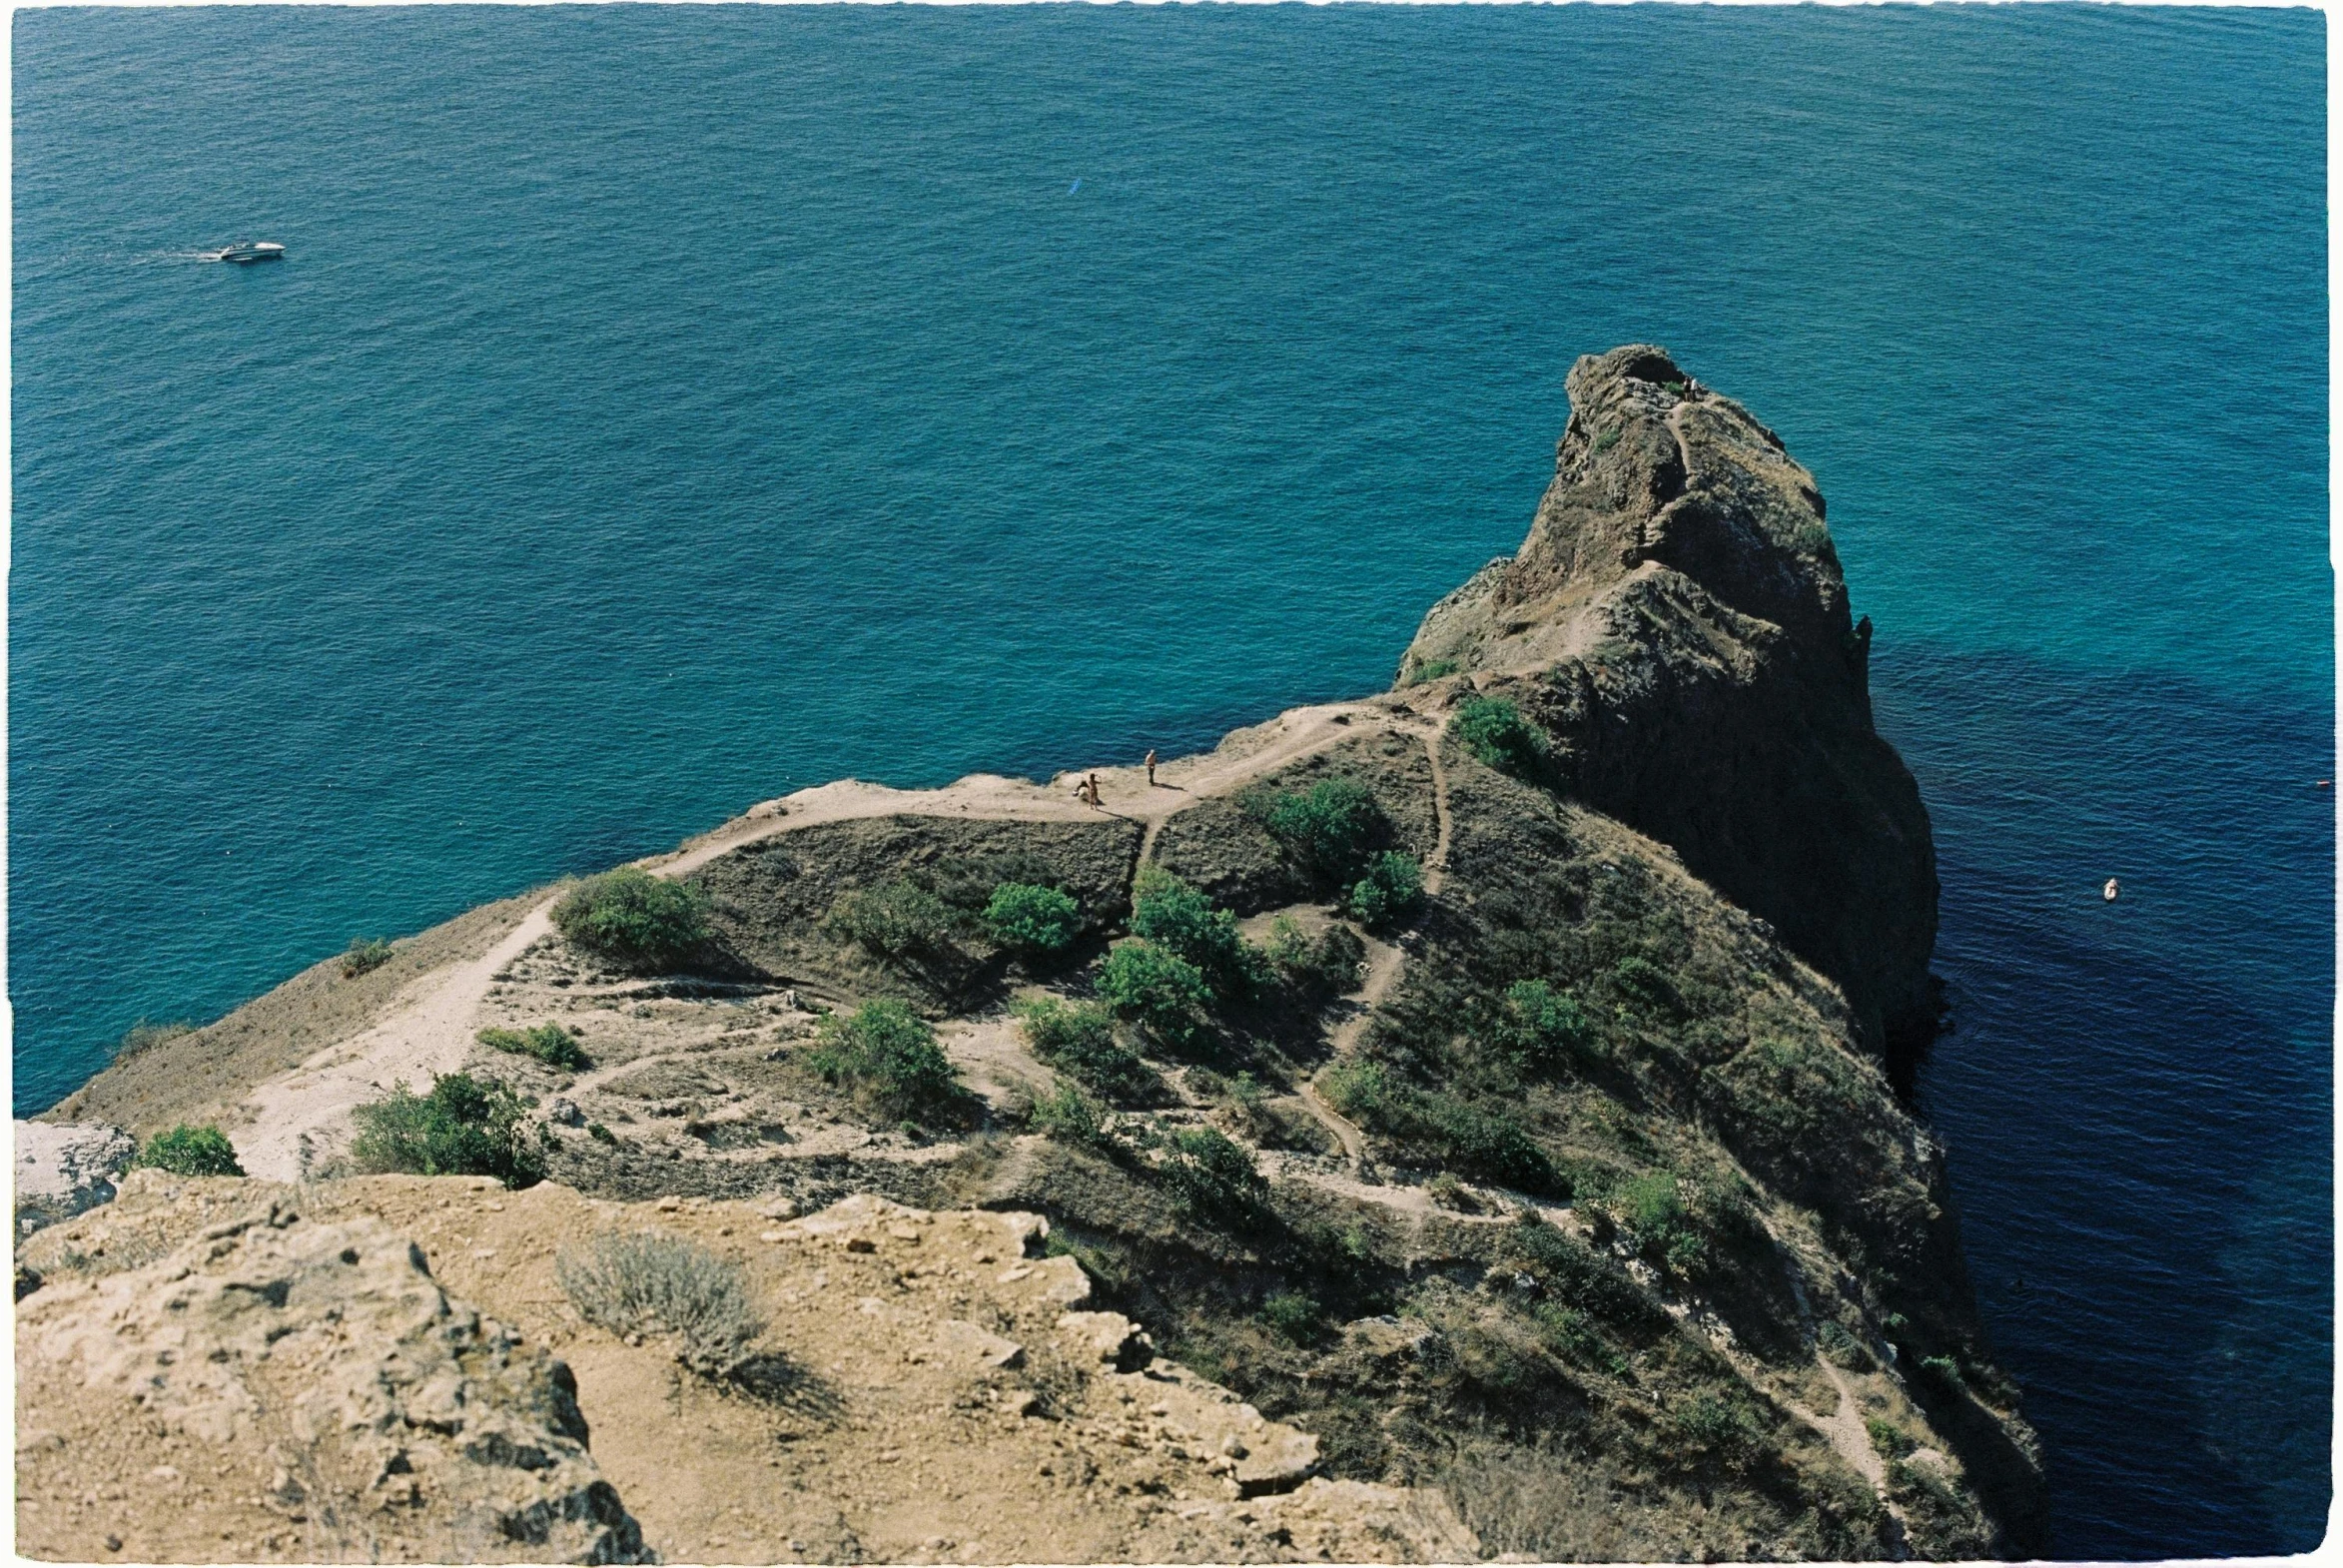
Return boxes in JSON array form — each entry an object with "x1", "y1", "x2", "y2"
[{"x1": 1145, "y1": 749, "x2": 1158, "y2": 787}]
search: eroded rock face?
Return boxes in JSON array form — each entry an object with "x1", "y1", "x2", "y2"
[
  {"x1": 1402, "y1": 345, "x2": 1939, "y2": 1055},
  {"x1": 14, "y1": 1120, "x2": 137, "y2": 1235},
  {"x1": 19, "y1": 1176, "x2": 1479, "y2": 1564},
  {"x1": 17, "y1": 1194, "x2": 646, "y2": 1564}
]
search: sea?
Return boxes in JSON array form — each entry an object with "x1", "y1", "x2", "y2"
[{"x1": 10, "y1": 5, "x2": 2329, "y2": 1557}]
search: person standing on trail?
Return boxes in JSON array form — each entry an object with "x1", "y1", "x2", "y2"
[
  {"x1": 1088, "y1": 772, "x2": 1104, "y2": 808},
  {"x1": 1145, "y1": 750, "x2": 1158, "y2": 787}
]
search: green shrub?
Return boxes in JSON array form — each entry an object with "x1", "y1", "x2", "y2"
[
  {"x1": 1612, "y1": 1170, "x2": 1710, "y2": 1272},
  {"x1": 1420, "y1": 1097, "x2": 1556, "y2": 1192},
  {"x1": 827, "y1": 880, "x2": 960, "y2": 960},
  {"x1": 1451, "y1": 696, "x2": 1549, "y2": 778},
  {"x1": 1919, "y1": 1354, "x2": 1966, "y2": 1395},
  {"x1": 1344, "y1": 851, "x2": 1424, "y2": 930},
  {"x1": 552, "y1": 869, "x2": 709, "y2": 973},
  {"x1": 114, "y1": 1019, "x2": 193, "y2": 1060},
  {"x1": 985, "y1": 883, "x2": 1083, "y2": 955},
  {"x1": 1406, "y1": 658, "x2": 1460, "y2": 685},
  {"x1": 1532, "y1": 1302, "x2": 1628, "y2": 1375},
  {"x1": 1265, "y1": 916, "x2": 1366, "y2": 1000},
  {"x1": 1492, "y1": 980, "x2": 1598, "y2": 1073},
  {"x1": 556, "y1": 1230, "x2": 764, "y2": 1378},
  {"x1": 805, "y1": 999, "x2": 962, "y2": 1122},
  {"x1": 349, "y1": 1073, "x2": 547, "y2": 1189},
  {"x1": 1096, "y1": 940, "x2": 1213, "y2": 1051},
  {"x1": 1029, "y1": 1079, "x2": 1112, "y2": 1148},
  {"x1": 477, "y1": 1023, "x2": 589, "y2": 1071},
  {"x1": 1160, "y1": 1127, "x2": 1266, "y2": 1227},
  {"x1": 1014, "y1": 997, "x2": 1162, "y2": 1104},
  {"x1": 1321, "y1": 1061, "x2": 1559, "y2": 1193},
  {"x1": 1819, "y1": 1319, "x2": 1869, "y2": 1369},
  {"x1": 1591, "y1": 426, "x2": 1621, "y2": 454},
  {"x1": 1507, "y1": 1211, "x2": 1663, "y2": 1331},
  {"x1": 586, "y1": 1121, "x2": 618, "y2": 1146},
  {"x1": 1130, "y1": 868, "x2": 1258, "y2": 996},
  {"x1": 1256, "y1": 778, "x2": 1385, "y2": 883},
  {"x1": 1667, "y1": 1391, "x2": 1765, "y2": 1471},
  {"x1": 1866, "y1": 1415, "x2": 1917, "y2": 1459},
  {"x1": 1609, "y1": 956, "x2": 1679, "y2": 1013},
  {"x1": 341, "y1": 937, "x2": 395, "y2": 978},
  {"x1": 1259, "y1": 1289, "x2": 1327, "y2": 1345},
  {"x1": 132, "y1": 1125, "x2": 243, "y2": 1177}
]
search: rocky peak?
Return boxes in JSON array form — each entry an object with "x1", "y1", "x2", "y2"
[{"x1": 1402, "y1": 346, "x2": 1935, "y2": 1056}]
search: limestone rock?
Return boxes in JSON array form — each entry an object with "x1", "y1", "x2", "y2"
[
  {"x1": 18, "y1": 1203, "x2": 646, "y2": 1563},
  {"x1": 14, "y1": 1120, "x2": 136, "y2": 1234},
  {"x1": 1057, "y1": 1308, "x2": 1154, "y2": 1369}
]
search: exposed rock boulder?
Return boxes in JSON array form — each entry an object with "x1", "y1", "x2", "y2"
[
  {"x1": 17, "y1": 1191, "x2": 646, "y2": 1563},
  {"x1": 1402, "y1": 345, "x2": 1939, "y2": 1055},
  {"x1": 13, "y1": 1119, "x2": 136, "y2": 1235}
]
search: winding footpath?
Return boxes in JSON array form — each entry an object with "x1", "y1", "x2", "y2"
[{"x1": 224, "y1": 701, "x2": 1406, "y2": 1181}]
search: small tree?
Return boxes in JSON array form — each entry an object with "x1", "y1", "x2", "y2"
[
  {"x1": 1130, "y1": 868, "x2": 1258, "y2": 996},
  {"x1": 341, "y1": 937, "x2": 395, "y2": 979},
  {"x1": 1492, "y1": 979, "x2": 1597, "y2": 1073},
  {"x1": 1015, "y1": 996, "x2": 1161, "y2": 1105},
  {"x1": 1095, "y1": 941, "x2": 1213, "y2": 1052},
  {"x1": 552, "y1": 869, "x2": 709, "y2": 973},
  {"x1": 1451, "y1": 695, "x2": 1549, "y2": 778},
  {"x1": 349, "y1": 1073, "x2": 546, "y2": 1188},
  {"x1": 133, "y1": 1125, "x2": 243, "y2": 1177},
  {"x1": 985, "y1": 883, "x2": 1082, "y2": 956},
  {"x1": 1257, "y1": 778, "x2": 1385, "y2": 883},
  {"x1": 1160, "y1": 1127, "x2": 1266, "y2": 1228},
  {"x1": 828, "y1": 880, "x2": 960, "y2": 959},
  {"x1": 1344, "y1": 851, "x2": 1424, "y2": 930},
  {"x1": 1266, "y1": 916, "x2": 1365, "y2": 1001},
  {"x1": 805, "y1": 999, "x2": 962, "y2": 1122}
]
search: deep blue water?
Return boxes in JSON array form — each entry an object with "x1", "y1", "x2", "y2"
[{"x1": 11, "y1": 6, "x2": 2329, "y2": 1556}]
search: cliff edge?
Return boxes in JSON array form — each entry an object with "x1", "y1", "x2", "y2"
[{"x1": 1401, "y1": 346, "x2": 1938, "y2": 1058}]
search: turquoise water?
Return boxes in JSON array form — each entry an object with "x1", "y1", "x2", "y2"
[{"x1": 12, "y1": 6, "x2": 2329, "y2": 1554}]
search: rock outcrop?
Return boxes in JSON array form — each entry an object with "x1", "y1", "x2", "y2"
[
  {"x1": 1401, "y1": 346, "x2": 1939, "y2": 1056},
  {"x1": 16, "y1": 1185, "x2": 646, "y2": 1564},
  {"x1": 17, "y1": 1176, "x2": 1479, "y2": 1565},
  {"x1": 14, "y1": 1119, "x2": 136, "y2": 1235}
]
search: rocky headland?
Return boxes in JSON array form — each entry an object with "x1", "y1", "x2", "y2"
[{"x1": 23, "y1": 347, "x2": 2044, "y2": 1562}]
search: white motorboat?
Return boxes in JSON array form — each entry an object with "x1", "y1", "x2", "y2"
[{"x1": 214, "y1": 241, "x2": 286, "y2": 264}]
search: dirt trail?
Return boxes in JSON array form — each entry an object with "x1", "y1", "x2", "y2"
[
  {"x1": 1756, "y1": 1220, "x2": 1913, "y2": 1554},
  {"x1": 1296, "y1": 723, "x2": 1453, "y2": 1173},
  {"x1": 227, "y1": 906, "x2": 554, "y2": 1181},
  {"x1": 222, "y1": 702, "x2": 1399, "y2": 1185}
]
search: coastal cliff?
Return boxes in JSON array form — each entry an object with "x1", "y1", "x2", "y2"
[
  {"x1": 28, "y1": 350, "x2": 2041, "y2": 1562},
  {"x1": 1401, "y1": 346, "x2": 1937, "y2": 1058}
]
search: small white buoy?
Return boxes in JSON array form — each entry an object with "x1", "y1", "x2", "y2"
[{"x1": 2102, "y1": 878, "x2": 2120, "y2": 903}]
